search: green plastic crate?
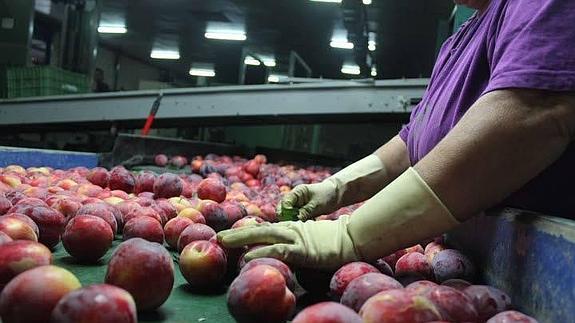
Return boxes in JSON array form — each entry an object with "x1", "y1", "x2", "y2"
[{"x1": 5, "y1": 66, "x2": 89, "y2": 99}]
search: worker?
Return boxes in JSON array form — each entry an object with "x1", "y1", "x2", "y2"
[
  {"x1": 218, "y1": 0, "x2": 575, "y2": 270},
  {"x1": 92, "y1": 68, "x2": 111, "y2": 93}
]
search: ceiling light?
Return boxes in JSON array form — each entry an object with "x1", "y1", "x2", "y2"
[
  {"x1": 268, "y1": 74, "x2": 287, "y2": 83},
  {"x1": 263, "y1": 59, "x2": 276, "y2": 67},
  {"x1": 205, "y1": 32, "x2": 246, "y2": 41},
  {"x1": 310, "y1": 0, "x2": 342, "y2": 3},
  {"x1": 341, "y1": 65, "x2": 361, "y2": 75},
  {"x1": 189, "y1": 68, "x2": 216, "y2": 77},
  {"x1": 330, "y1": 40, "x2": 354, "y2": 49},
  {"x1": 98, "y1": 25, "x2": 127, "y2": 34},
  {"x1": 371, "y1": 66, "x2": 377, "y2": 77},
  {"x1": 363, "y1": 0, "x2": 372, "y2": 4},
  {"x1": 368, "y1": 40, "x2": 376, "y2": 51},
  {"x1": 150, "y1": 49, "x2": 180, "y2": 60},
  {"x1": 244, "y1": 56, "x2": 261, "y2": 66}
]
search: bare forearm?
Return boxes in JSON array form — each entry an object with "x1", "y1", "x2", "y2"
[{"x1": 415, "y1": 89, "x2": 575, "y2": 221}]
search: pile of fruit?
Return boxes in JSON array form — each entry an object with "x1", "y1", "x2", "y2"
[{"x1": 0, "y1": 155, "x2": 539, "y2": 322}]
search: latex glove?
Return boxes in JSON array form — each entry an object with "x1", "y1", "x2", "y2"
[
  {"x1": 278, "y1": 155, "x2": 387, "y2": 221},
  {"x1": 219, "y1": 168, "x2": 460, "y2": 270}
]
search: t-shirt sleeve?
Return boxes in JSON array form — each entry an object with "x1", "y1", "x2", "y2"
[{"x1": 484, "y1": 0, "x2": 575, "y2": 94}]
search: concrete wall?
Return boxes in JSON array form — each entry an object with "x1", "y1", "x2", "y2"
[{"x1": 94, "y1": 46, "x2": 162, "y2": 91}]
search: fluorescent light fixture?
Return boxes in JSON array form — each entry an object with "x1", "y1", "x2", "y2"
[
  {"x1": 371, "y1": 66, "x2": 377, "y2": 77},
  {"x1": 205, "y1": 31, "x2": 246, "y2": 41},
  {"x1": 330, "y1": 40, "x2": 354, "y2": 49},
  {"x1": 150, "y1": 49, "x2": 180, "y2": 60},
  {"x1": 98, "y1": 25, "x2": 127, "y2": 34},
  {"x1": 368, "y1": 40, "x2": 376, "y2": 51},
  {"x1": 310, "y1": 0, "x2": 342, "y2": 2},
  {"x1": 363, "y1": 0, "x2": 372, "y2": 4},
  {"x1": 268, "y1": 75, "x2": 280, "y2": 83},
  {"x1": 244, "y1": 56, "x2": 261, "y2": 66},
  {"x1": 341, "y1": 65, "x2": 361, "y2": 75},
  {"x1": 263, "y1": 59, "x2": 276, "y2": 67},
  {"x1": 268, "y1": 74, "x2": 287, "y2": 83},
  {"x1": 189, "y1": 68, "x2": 216, "y2": 77}
]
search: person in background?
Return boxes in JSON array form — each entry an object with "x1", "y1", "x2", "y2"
[
  {"x1": 92, "y1": 68, "x2": 111, "y2": 93},
  {"x1": 217, "y1": 0, "x2": 575, "y2": 270}
]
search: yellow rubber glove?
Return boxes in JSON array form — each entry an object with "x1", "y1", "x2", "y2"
[
  {"x1": 278, "y1": 155, "x2": 387, "y2": 221},
  {"x1": 219, "y1": 168, "x2": 460, "y2": 270}
]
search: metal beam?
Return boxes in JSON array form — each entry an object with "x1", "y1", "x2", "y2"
[{"x1": 0, "y1": 79, "x2": 427, "y2": 128}]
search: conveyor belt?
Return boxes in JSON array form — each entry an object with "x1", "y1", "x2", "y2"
[{"x1": 0, "y1": 79, "x2": 427, "y2": 129}]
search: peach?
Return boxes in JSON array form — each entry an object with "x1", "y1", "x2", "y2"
[
  {"x1": 4, "y1": 191, "x2": 26, "y2": 205},
  {"x1": 245, "y1": 203, "x2": 263, "y2": 217},
  {"x1": 14, "y1": 206, "x2": 65, "y2": 249},
  {"x1": 153, "y1": 173, "x2": 183, "y2": 199},
  {"x1": 154, "y1": 154, "x2": 169, "y2": 167},
  {"x1": 12, "y1": 197, "x2": 47, "y2": 208},
  {"x1": 221, "y1": 201, "x2": 247, "y2": 226},
  {"x1": 424, "y1": 242, "x2": 446, "y2": 263},
  {"x1": 341, "y1": 273, "x2": 403, "y2": 312},
  {"x1": 164, "y1": 217, "x2": 194, "y2": 249},
  {"x1": 428, "y1": 286, "x2": 478, "y2": 322},
  {"x1": 197, "y1": 178, "x2": 226, "y2": 203},
  {"x1": 177, "y1": 223, "x2": 216, "y2": 252},
  {"x1": 177, "y1": 208, "x2": 206, "y2": 224},
  {"x1": 76, "y1": 203, "x2": 118, "y2": 235},
  {"x1": 62, "y1": 215, "x2": 113, "y2": 263},
  {"x1": 51, "y1": 284, "x2": 137, "y2": 323},
  {"x1": 51, "y1": 198, "x2": 82, "y2": 221},
  {"x1": 0, "y1": 232, "x2": 12, "y2": 244},
  {"x1": 0, "y1": 240, "x2": 52, "y2": 287},
  {"x1": 243, "y1": 160, "x2": 260, "y2": 177},
  {"x1": 170, "y1": 156, "x2": 188, "y2": 169},
  {"x1": 486, "y1": 310, "x2": 539, "y2": 323},
  {"x1": 123, "y1": 206, "x2": 163, "y2": 226},
  {"x1": 0, "y1": 217, "x2": 37, "y2": 241},
  {"x1": 395, "y1": 252, "x2": 433, "y2": 282},
  {"x1": 87, "y1": 167, "x2": 110, "y2": 188},
  {"x1": 108, "y1": 167, "x2": 135, "y2": 193},
  {"x1": 56, "y1": 179, "x2": 77, "y2": 191},
  {"x1": 117, "y1": 201, "x2": 140, "y2": 222},
  {"x1": 123, "y1": 216, "x2": 164, "y2": 244},
  {"x1": 254, "y1": 154, "x2": 267, "y2": 164},
  {"x1": 199, "y1": 202, "x2": 228, "y2": 232},
  {"x1": 359, "y1": 289, "x2": 441, "y2": 323},
  {"x1": 231, "y1": 215, "x2": 265, "y2": 229},
  {"x1": 134, "y1": 171, "x2": 156, "y2": 194},
  {"x1": 330, "y1": 262, "x2": 380, "y2": 299},
  {"x1": 154, "y1": 199, "x2": 177, "y2": 221},
  {"x1": 293, "y1": 302, "x2": 362, "y2": 323},
  {"x1": 0, "y1": 196, "x2": 12, "y2": 215},
  {"x1": 405, "y1": 280, "x2": 438, "y2": 296},
  {"x1": 179, "y1": 240, "x2": 227, "y2": 288},
  {"x1": 441, "y1": 278, "x2": 472, "y2": 291},
  {"x1": 227, "y1": 265, "x2": 295, "y2": 323},
  {"x1": 464, "y1": 285, "x2": 512, "y2": 321},
  {"x1": 74, "y1": 183, "x2": 104, "y2": 197},
  {"x1": 240, "y1": 257, "x2": 296, "y2": 292},
  {"x1": 0, "y1": 265, "x2": 81, "y2": 323},
  {"x1": 110, "y1": 190, "x2": 130, "y2": 200},
  {"x1": 296, "y1": 268, "x2": 334, "y2": 295},
  {"x1": 105, "y1": 238, "x2": 174, "y2": 311},
  {"x1": 431, "y1": 249, "x2": 476, "y2": 282},
  {"x1": 2, "y1": 213, "x2": 39, "y2": 237},
  {"x1": 0, "y1": 174, "x2": 22, "y2": 188},
  {"x1": 373, "y1": 258, "x2": 394, "y2": 277}
]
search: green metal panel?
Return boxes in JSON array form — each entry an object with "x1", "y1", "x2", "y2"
[{"x1": 0, "y1": 0, "x2": 34, "y2": 66}]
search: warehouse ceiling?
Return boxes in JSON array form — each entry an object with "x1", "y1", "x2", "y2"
[{"x1": 97, "y1": 0, "x2": 454, "y2": 85}]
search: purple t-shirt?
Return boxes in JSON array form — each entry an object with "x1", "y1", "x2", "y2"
[{"x1": 399, "y1": 0, "x2": 575, "y2": 217}]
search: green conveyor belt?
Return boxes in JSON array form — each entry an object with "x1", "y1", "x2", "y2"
[{"x1": 52, "y1": 240, "x2": 235, "y2": 323}]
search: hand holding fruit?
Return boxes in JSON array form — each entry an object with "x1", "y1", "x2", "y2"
[
  {"x1": 277, "y1": 181, "x2": 339, "y2": 221},
  {"x1": 218, "y1": 215, "x2": 359, "y2": 270}
]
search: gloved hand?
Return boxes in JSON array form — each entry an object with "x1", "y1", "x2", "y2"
[
  {"x1": 277, "y1": 155, "x2": 388, "y2": 221},
  {"x1": 219, "y1": 168, "x2": 460, "y2": 270}
]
